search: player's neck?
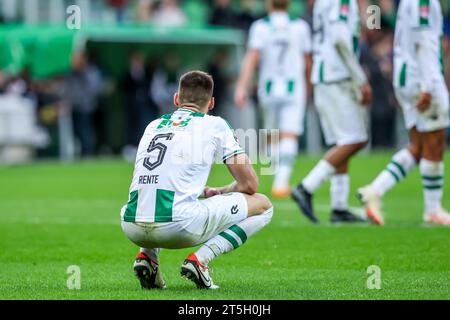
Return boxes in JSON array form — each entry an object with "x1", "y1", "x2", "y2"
[
  {"x1": 178, "y1": 105, "x2": 207, "y2": 115},
  {"x1": 269, "y1": 10, "x2": 287, "y2": 15}
]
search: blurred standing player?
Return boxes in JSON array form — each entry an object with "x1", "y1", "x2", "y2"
[
  {"x1": 359, "y1": 0, "x2": 450, "y2": 226},
  {"x1": 121, "y1": 71, "x2": 273, "y2": 289},
  {"x1": 292, "y1": 0, "x2": 372, "y2": 223},
  {"x1": 235, "y1": 0, "x2": 313, "y2": 198}
]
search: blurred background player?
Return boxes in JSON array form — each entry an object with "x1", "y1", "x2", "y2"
[
  {"x1": 359, "y1": 0, "x2": 450, "y2": 226},
  {"x1": 292, "y1": 0, "x2": 372, "y2": 224},
  {"x1": 121, "y1": 71, "x2": 273, "y2": 290},
  {"x1": 235, "y1": 0, "x2": 312, "y2": 198}
]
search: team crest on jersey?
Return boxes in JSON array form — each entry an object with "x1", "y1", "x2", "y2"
[
  {"x1": 419, "y1": 0, "x2": 430, "y2": 25},
  {"x1": 157, "y1": 117, "x2": 192, "y2": 129},
  {"x1": 339, "y1": 0, "x2": 350, "y2": 21}
]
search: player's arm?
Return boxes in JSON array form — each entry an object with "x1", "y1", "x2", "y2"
[
  {"x1": 304, "y1": 53, "x2": 313, "y2": 99},
  {"x1": 203, "y1": 154, "x2": 259, "y2": 197},
  {"x1": 204, "y1": 118, "x2": 258, "y2": 197},
  {"x1": 224, "y1": 154, "x2": 259, "y2": 195},
  {"x1": 332, "y1": 22, "x2": 372, "y2": 105},
  {"x1": 415, "y1": 40, "x2": 433, "y2": 112},
  {"x1": 301, "y1": 22, "x2": 314, "y2": 99},
  {"x1": 412, "y1": 9, "x2": 434, "y2": 112},
  {"x1": 235, "y1": 22, "x2": 264, "y2": 109},
  {"x1": 235, "y1": 49, "x2": 261, "y2": 109}
]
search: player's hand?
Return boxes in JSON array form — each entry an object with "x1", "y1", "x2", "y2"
[
  {"x1": 416, "y1": 92, "x2": 432, "y2": 113},
  {"x1": 234, "y1": 86, "x2": 247, "y2": 109},
  {"x1": 360, "y1": 83, "x2": 373, "y2": 106},
  {"x1": 203, "y1": 187, "x2": 222, "y2": 199}
]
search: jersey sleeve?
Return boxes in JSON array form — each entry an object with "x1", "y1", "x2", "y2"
[
  {"x1": 248, "y1": 21, "x2": 266, "y2": 50},
  {"x1": 300, "y1": 21, "x2": 312, "y2": 54},
  {"x1": 410, "y1": 1, "x2": 437, "y2": 91},
  {"x1": 215, "y1": 118, "x2": 245, "y2": 163}
]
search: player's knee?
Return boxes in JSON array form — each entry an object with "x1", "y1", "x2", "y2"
[
  {"x1": 344, "y1": 141, "x2": 367, "y2": 154},
  {"x1": 254, "y1": 193, "x2": 273, "y2": 215},
  {"x1": 254, "y1": 193, "x2": 273, "y2": 226},
  {"x1": 422, "y1": 144, "x2": 444, "y2": 161},
  {"x1": 408, "y1": 144, "x2": 422, "y2": 162},
  {"x1": 355, "y1": 140, "x2": 368, "y2": 151}
]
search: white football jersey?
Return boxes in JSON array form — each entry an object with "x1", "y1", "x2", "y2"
[
  {"x1": 393, "y1": 0, "x2": 445, "y2": 88},
  {"x1": 311, "y1": 0, "x2": 361, "y2": 84},
  {"x1": 121, "y1": 108, "x2": 244, "y2": 223},
  {"x1": 248, "y1": 12, "x2": 312, "y2": 98}
]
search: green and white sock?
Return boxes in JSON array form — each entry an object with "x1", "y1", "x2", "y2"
[
  {"x1": 195, "y1": 208, "x2": 274, "y2": 265},
  {"x1": 420, "y1": 159, "x2": 444, "y2": 214},
  {"x1": 372, "y1": 149, "x2": 416, "y2": 196}
]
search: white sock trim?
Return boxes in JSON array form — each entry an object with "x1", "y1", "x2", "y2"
[
  {"x1": 331, "y1": 174, "x2": 350, "y2": 210},
  {"x1": 420, "y1": 159, "x2": 444, "y2": 213}
]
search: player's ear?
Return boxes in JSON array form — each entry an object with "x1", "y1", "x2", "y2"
[
  {"x1": 173, "y1": 93, "x2": 180, "y2": 107},
  {"x1": 209, "y1": 97, "x2": 215, "y2": 111}
]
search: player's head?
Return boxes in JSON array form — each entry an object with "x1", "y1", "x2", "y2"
[
  {"x1": 174, "y1": 71, "x2": 215, "y2": 113},
  {"x1": 267, "y1": 0, "x2": 290, "y2": 12}
]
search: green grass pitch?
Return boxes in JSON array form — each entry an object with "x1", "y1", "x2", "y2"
[{"x1": 0, "y1": 152, "x2": 449, "y2": 300}]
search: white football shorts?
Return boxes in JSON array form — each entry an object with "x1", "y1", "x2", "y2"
[
  {"x1": 259, "y1": 88, "x2": 306, "y2": 136},
  {"x1": 121, "y1": 192, "x2": 248, "y2": 249},
  {"x1": 395, "y1": 82, "x2": 449, "y2": 133},
  {"x1": 314, "y1": 81, "x2": 369, "y2": 146}
]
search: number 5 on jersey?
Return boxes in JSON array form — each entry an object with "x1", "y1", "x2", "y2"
[{"x1": 143, "y1": 133, "x2": 175, "y2": 171}]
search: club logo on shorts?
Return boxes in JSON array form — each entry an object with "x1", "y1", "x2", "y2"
[{"x1": 231, "y1": 205, "x2": 239, "y2": 215}]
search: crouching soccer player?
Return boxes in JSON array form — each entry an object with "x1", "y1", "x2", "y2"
[
  {"x1": 120, "y1": 71, "x2": 273, "y2": 289},
  {"x1": 358, "y1": 0, "x2": 450, "y2": 226}
]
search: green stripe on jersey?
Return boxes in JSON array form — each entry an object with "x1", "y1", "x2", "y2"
[
  {"x1": 353, "y1": 36, "x2": 359, "y2": 54},
  {"x1": 229, "y1": 225, "x2": 247, "y2": 244},
  {"x1": 124, "y1": 190, "x2": 138, "y2": 222},
  {"x1": 399, "y1": 63, "x2": 407, "y2": 88},
  {"x1": 160, "y1": 113, "x2": 173, "y2": 120},
  {"x1": 287, "y1": 80, "x2": 295, "y2": 93},
  {"x1": 319, "y1": 61, "x2": 325, "y2": 83},
  {"x1": 265, "y1": 80, "x2": 273, "y2": 94},
  {"x1": 224, "y1": 119, "x2": 234, "y2": 130},
  {"x1": 155, "y1": 189, "x2": 175, "y2": 222}
]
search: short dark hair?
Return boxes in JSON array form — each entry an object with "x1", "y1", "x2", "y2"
[
  {"x1": 271, "y1": 0, "x2": 289, "y2": 10},
  {"x1": 178, "y1": 71, "x2": 214, "y2": 108}
]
